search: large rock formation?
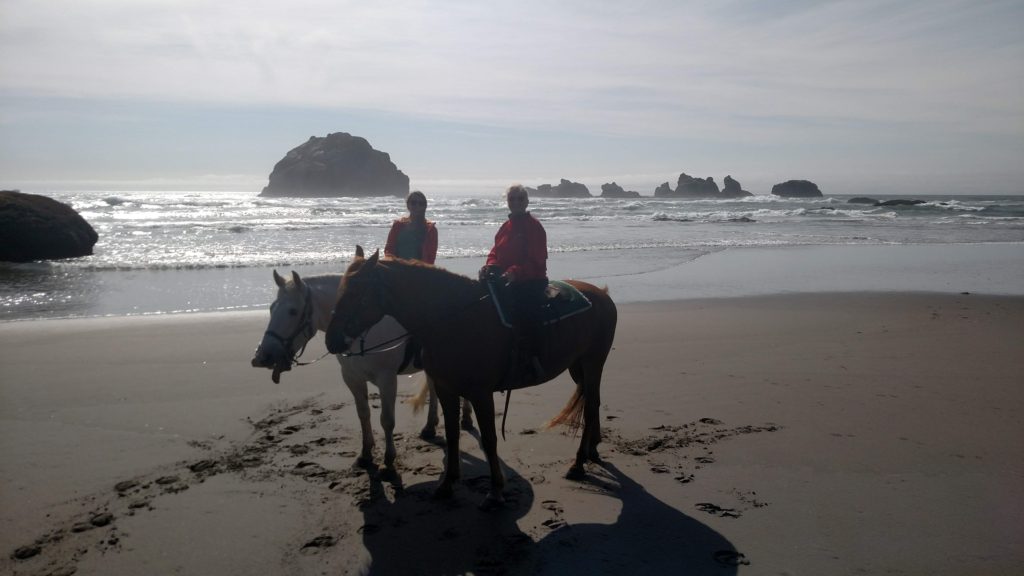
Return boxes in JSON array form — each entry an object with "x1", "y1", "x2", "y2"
[
  {"x1": 0, "y1": 190, "x2": 98, "y2": 262},
  {"x1": 531, "y1": 179, "x2": 592, "y2": 198},
  {"x1": 720, "y1": 175, "x2": 753, "y2": 198},
  {"x1": 675, "y1": 173, "x2": 721, "y2": 197},
  {"x1": 655, "y1": 172, "x2": 747, "y2": 198},
  {"x1": 260, "y1": 132, "x2": 409, "y2": 197},
  {"x1": 771, "y1": 180, "x2": 822, "y2": 198},
  {"x1": 600, "y1": 182, "x2": 641, "y2": 198}
]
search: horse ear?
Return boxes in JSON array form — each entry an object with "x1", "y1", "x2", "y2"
[
  {"x1": 291, "y1": 271, "x2": 304, "y2": 289},
  {"x1": 273, "y1": 269, "x2": 286, "y2": 288},
  {"x1": 355, "y1": 245, "x2": 364, "y2": 259},
  {"x1": 367, "y1": 249, "x2": 380, "y2": 267}
]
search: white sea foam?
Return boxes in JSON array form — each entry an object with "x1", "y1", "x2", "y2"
[{"x1": 2, "y1": 190, "x2": 1022, "y2": 319}]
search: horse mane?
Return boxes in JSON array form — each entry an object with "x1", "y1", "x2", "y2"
[{"x1": 377, "y1": 258, "x2": 480, "y2": 295}]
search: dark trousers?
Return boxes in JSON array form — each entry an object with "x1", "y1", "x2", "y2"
[{"x1": 507, "y1": 278, "x2": 548, "y2": 356}]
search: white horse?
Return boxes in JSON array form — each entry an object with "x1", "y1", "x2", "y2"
[{"x1": 250, "y1": 270, "x2": 473, "y2": 472}]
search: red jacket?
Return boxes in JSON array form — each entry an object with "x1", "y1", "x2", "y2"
[
  {"x1": 384, "y1": 218, "x2": 437, "y2": 264},
  {"x1": 486, "y1": 212, "x2": 547, "y2": 281}
]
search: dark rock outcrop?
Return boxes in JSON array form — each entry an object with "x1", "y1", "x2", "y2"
[
  {"x1": 0, "y1": 190, "x2": 98, "y2": 262},
  {"x1": 600, "y1": 182, "x2": 641, "y2": 198},
  {"x1": 654, "y1": 182, "x2": 674, "y2": 197},
  {"x1": 260, "y1": 132, "x2": 409, "y2": 197},
  {"x1": 848, "y1": 197, "x2": 878, "y2": 204},
  {"x1": 531, "y1": 179, "x2": 591, "y2": 198},
  {"x1": 675, "y1": 173, "x2": 720, "y2": 197},
  {"x1": 771, "y1": 180, "x2": 822, "y2": 198},
  {"x1": 875, "y1": 199, "x2": 926, "y2": 207},
  {"x1": 721, "y1": 175, "x2": 753, "y2": 198}
]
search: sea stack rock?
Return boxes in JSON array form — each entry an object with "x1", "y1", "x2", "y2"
[
  {"x1": 721, "y1": 175, "x2": 753, "y2": 198},
  {"x1": 0, "y1": 190, "x2": 99, "y2": 262},
  {"x1": 260, "y1": 132, "x2": 409, "y2": 197},
  {"x1": 771, "y1": 180, "x2": 823, "y2": 198},
  {"x1": 654, "y1": 182, "x2": 674, "y2": 197},
  {"x1": 676, "y1": 173, "x2": 721, "y2": 197},
  {"x1": 600, "y1": 182, "x2": 641, "y2": 198},
  {"x1": 532, "y1": 179, "x2": 592, "y2": 198}
]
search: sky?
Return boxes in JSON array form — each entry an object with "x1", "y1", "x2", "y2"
[{"x1": 1, "y1": 0, "x2": 1022, "y2": 196}]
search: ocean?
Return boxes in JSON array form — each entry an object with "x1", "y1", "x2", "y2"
[{"x1": 2, "y1": 191, "x2": 1023, "y2": 321}]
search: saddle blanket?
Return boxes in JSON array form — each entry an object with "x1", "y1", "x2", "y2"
[{"x1": 489, "y1": 280, "x2": 593, "y2": 329}]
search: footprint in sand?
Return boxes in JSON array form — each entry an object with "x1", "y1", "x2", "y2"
[{"x1": 695, "y1": 502, "x2": 741, "y2": 518}]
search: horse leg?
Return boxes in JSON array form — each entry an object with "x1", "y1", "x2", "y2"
[
  {"x1": 460, "y1": 398, "x2": 475, "y2": 431},
  {"x1": 470, "y1": 392, "x2": 505, "y2": 510},
  {"x1": 421, "y1": 376, "x2": 440, "y2": 440},
  {"x1": 375, "y1": 373, "x2": 399, "y2": 474},
  {"x1": 581, "y1": 361, "x2": 605, "y2": 464},
  {"x1": 343, "y1": 366, "x2": 375, "y2": 467},
  {"x1": 565, "y1": 359, "x2": 604, "y2": 479},
  {"x1": 434, "y1": 387, "x2": 462, "y2": 499}
]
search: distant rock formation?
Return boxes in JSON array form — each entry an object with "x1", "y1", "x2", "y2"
[
  {"x1": 0, "y1": 190, "x2": 98, "y2": 262},
  {"x1": 875, "y1": 199, "x2": 926, "y2": 207},
  {"x1": 847, "y1": 197, "x2": 878, "y2": 204},
  {"x1": 721, "y1": 175, "x2": 753, "y2": 198},
  {"x1": 531, "y1": 179, "x2": 592, "y2": 198},
  {"x1": 600, "y1": 182, "x2": 641, "y2": 198},
  {"x1": 260, "y1": 132, "x2": 409, "y2": 197},
  {"x1": 675, "y1": 173, "x2": 720, "y2": 197},
  {"x1": 655, "y1": 172, "x2": 753, "y2": 198},
  {"x1": 771, "y1": 180, "x2": 822, "y2": 198}
]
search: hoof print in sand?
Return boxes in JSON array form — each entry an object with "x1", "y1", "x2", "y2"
[
  {"x1": 714, "y1": 550, "x2": 750, "y2": 566},
  {"x1": 300, "y1": 535, "x2": 337, "y2": 553},
  {"x1": 695, "y1": 502, "x2": 741, "y2": 518}
]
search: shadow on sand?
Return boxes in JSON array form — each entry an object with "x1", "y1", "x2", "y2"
[{"x1": 355, "y1": 438, "x2": 739, "y2": 576}]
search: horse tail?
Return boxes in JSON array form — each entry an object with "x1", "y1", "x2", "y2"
[
  {"x1": 547, "y1": 385, "x2": 585, "y2": 435},
  {"x1": 408, "y1": 378, "x2": 430, "y2": 414}
]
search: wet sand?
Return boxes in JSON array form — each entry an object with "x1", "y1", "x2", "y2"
[{"x1": 1, "y1": 293, "x2": 1022, "y2": 575}]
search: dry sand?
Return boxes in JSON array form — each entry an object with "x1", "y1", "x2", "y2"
[{"x1": 1, "y1": 293, "x2": 1022, "y2": 575}]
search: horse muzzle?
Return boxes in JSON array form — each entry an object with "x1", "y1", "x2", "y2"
[{"x1": 251, "y1": 346, "x2": 291, "y2": 384}]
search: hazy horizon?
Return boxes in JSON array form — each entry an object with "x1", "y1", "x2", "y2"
[{"x1": 2, "y1": 1, "x2": 1022, "y2": 196}]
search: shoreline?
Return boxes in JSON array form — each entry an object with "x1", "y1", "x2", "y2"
[
  {"x1": 2, "y1": 292, "x2": 1022, "y2": 574},
  {"x1": 3, "y1": 241, "x2": 1023, "y2": 322}
]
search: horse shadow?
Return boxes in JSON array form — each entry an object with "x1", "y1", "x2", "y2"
[
  {"x1": 526, "y1": 462, "x2": 742, "y2": 574},
  {"x1": 355, "y1": 443, "x2": 739, "y2": 575},
  {"x1": 356, "y1": 446, "x2": 535, "y2": 576}
]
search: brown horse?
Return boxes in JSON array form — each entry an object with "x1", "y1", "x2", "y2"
[{"x1": 325, "y1": 247, "x2": 617, "y2": 508}]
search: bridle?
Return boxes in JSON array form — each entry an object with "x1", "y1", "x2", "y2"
[{"x1": 263, "y1": 283, "x2": 320, "y2": 366}]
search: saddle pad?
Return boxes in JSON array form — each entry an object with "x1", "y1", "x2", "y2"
[
  {"x1": 488, "y1": 279, "x2": 593, "y2": 328},
  {"x1": 542, "y1": 280, "x2": 593, "y2": 325}
]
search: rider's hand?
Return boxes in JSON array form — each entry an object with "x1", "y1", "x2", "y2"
[
  {"x1": 502, "y1": 269, "x2": 516, "y2": 283},
  {"x1": 478, "y1": 265, "x2": 494, "y2": 282}
]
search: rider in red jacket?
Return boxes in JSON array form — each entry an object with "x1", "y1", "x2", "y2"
[
  {"x1": 479, "y1": 184, "x2": 548, "y2": 382},
  {"x1": 385, "y1": 191, "x2": 438, "y2": 264}
]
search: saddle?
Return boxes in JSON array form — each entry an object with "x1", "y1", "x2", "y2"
[{"x1": 488, "y1": 280, "x2": 593, "y2": 329}]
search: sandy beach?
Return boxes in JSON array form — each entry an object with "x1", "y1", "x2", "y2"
[{"x1": 2, "y1": 293, "x2": 1022, "y2": 575}]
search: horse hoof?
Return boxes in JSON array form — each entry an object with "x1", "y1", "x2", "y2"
[
  {"x1": 565, "y1": 465, "x2": 586, "y2": 481},
  {"x1": 432, "y1": 484, "x2": 454, "y2": 500},
  {"x1": 460, "y1": 420, "x2": 475, "y2": 432},
  {"x1": 380, "y1": 466, "x2": 399, "y2": 482},
  {"x1": 419, "y1": 428, "x2": 436, "y2": 441}
]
